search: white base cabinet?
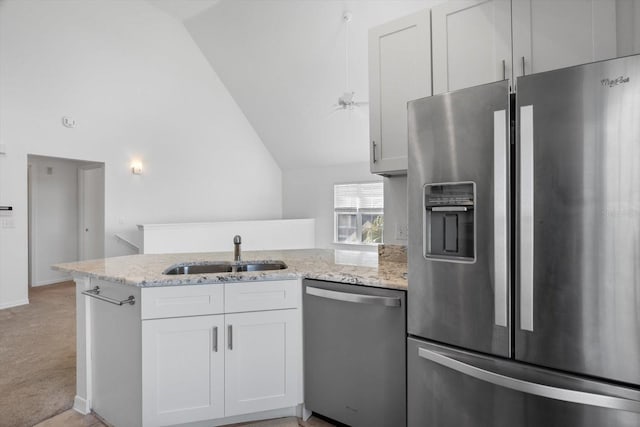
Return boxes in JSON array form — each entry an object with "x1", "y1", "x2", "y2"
[
  {"x1": 225, "y1": 309, "x2": 300, "y2": 417},
  {"x1": 88, "y1": 279, "x2": 302, "y2": 427},
  {"x1": 142, "y1": 315, "x2": 225, "y2": 427}
]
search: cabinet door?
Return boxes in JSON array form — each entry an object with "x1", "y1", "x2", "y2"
[
  {"x1": 369, "y1": 9, "x2": 431, "y2": 175},
  {"x1": 142, "y1": 315, "x2": 224, "y2": 427},
  {"x1": 432, "y1": 0, "x2": 512, "y2": 94},
  {"x1": 225, "y1": 309, "x2": 301, "y2": 417},
  {"x1": 512, "y1": 0, "x2": 616, "y2": 80}
]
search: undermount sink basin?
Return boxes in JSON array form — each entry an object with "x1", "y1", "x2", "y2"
[
  {"x1": 163, "y1": 261, "x2": 287, "y2": 275},
  {"x1": 234, "y1": 261, "x2": 288, "y2": 272},
  {"x1": 163, "y1": 263, "x2": 232, "y2": 275}
]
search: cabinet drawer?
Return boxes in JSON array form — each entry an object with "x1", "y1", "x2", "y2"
[
  {"x1": 141, "y1": 284, "x2": 224, "y2": 320},
  {"x1": 225, "y1": 280, "x2": 299, "y2": 313}
]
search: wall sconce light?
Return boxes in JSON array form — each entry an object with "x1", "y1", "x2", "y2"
[{"x1": 131, "y1": 161, "x2": 143, "y2": 175}]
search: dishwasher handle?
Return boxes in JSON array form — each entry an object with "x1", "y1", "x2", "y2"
[{"x1": 305, "y1": 286, "x2": 401, "y2": 307}]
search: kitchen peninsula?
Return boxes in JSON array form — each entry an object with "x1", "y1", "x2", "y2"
[
  {"x1": 54, "y1": 248, "x2": 407, "y2": 427},
  {"x1": 54, "y1": 248, "x2": 408, "y2": 290}
]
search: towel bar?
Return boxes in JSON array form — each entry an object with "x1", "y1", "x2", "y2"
[{"x1": 82, "y1": 286, "x2": 135, "y2": 306}]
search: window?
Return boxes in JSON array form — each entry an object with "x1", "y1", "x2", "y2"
[{"x1": 334, "y1": 182, "x2": 384, "y2": 245}]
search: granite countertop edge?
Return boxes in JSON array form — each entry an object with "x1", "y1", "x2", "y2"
[{"x1": 53, "y1": 249, "x2": 408, "y2": 291}]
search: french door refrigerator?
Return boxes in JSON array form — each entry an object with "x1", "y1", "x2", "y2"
[{"x1": 407, "y1": 54, "x2": 640, "y2": 426}]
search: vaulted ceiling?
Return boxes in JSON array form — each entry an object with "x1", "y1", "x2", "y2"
[
  {"x1": 148, "y1": 0, "x2": 220, "y2": 21},
  {"x1": 149, "y1": 0, "x2": 436, "y2": 170}
]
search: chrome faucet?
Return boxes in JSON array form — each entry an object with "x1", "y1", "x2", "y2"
[{"x1": 233, "y1": 235, "x2": 242, "y2": 262}]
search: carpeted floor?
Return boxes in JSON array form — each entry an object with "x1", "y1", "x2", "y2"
[{"x1": 0, "y1": 281, "x2": 77, "y2": 427}]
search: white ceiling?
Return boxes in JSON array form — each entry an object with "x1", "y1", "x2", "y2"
[
  {"x1": 153, "y1": 0, "x2": 439, "y2": 170},
  {"x1": 147, "y1": 0, "x2": 220, "y2": 21}
]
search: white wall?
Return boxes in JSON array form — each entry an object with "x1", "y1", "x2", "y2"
[
  {"x1": 0, "y1": 0, "x2": 282, "y2": 308},
  {"x1": 383, "y1": 176, "x2": 408, "y2": 246},
  {"x1": 29, "y1": 156, "x2": 80, "y2": 286},
  {"x1": 282, "y1": 162, "x2": 381, "y2": 249}
]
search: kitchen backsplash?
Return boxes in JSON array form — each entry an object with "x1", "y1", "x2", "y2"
[{"x1": 378, "y1": 244, "x2": 407, "y2": 263}]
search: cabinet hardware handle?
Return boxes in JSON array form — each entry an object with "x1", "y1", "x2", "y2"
[
  {"x1": 228, "y1": 325, "x2": 233, "y2": 350},
  {"x1": 81, "y1": 286, "x2": 135, "y2": 306},
  {"x1": 418, "y1": 347, "x2": 640, "y2": 413},
  {"x1": 372, "y1": 141, "x2": 377, "y2": 163},
  {"x1": 212, "y1": 326, "x2": 218, "y2": 352},
  {"x1": 502, "y1": 59, "x2": 506, "y2": 80},
  {"x1": 0, "y1": 206, "x2": 12, "y2": 211},
  {"x1": 521, "y1": 56, "x2": 526, "y2": 76}
]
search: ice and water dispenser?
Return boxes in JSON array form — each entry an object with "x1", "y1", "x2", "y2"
[{"x1": 423, "y1": 182, "x2": 475, "y2": 262}]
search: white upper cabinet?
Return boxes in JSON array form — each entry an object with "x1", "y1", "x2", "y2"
[
  {"x1": 511, "y1": 0, "x2": 616, "y2": 78},
  {"x1": 369, "y1": 9, "x2": 431, "y2": 175},
  {"x1": 432, "y1": 0, "x2": 617, "y2": 94},
  {"x1": 432, "y1": 0, "x2": 512, "y2": 94}
]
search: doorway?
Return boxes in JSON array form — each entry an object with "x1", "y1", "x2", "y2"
[{"x1": 27, "y1": 155, "x2": 105, "y2": 287}]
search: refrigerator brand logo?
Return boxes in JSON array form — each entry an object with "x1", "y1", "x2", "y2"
[{"x1": 601, "y1": 76, "x2": 630, "y2": 87}]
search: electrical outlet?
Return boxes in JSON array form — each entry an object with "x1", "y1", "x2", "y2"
[
  {"x1": 62, "y1": 116, "x2": 77, "y2": 128},
  {"x1": 395, "y1": 223, "x2": 408, "y2": 241}
]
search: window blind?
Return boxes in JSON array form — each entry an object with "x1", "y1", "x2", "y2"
[{"x1": 334, "y1": 183, "x2": 383, "y2": 210}]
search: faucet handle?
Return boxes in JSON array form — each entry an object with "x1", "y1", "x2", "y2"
[{"x1": 233, "y1": 235, "x2": 241, "y2": 244}]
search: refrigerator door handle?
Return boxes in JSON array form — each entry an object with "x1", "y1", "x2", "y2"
[
  {"x1": 418, "y1": 347, "x2": 640, "y2": 413},
  {"x1": 494, "y1": 110, "x2": 508, "y2": 327},
  {"x1": 520, "y1": 105, "x2": 535, "y2": 331}
]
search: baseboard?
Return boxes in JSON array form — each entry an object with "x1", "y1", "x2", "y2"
[
  {"x1": 0, "y1": 298, "x2": 29, "y2": 310},
  {"x1": 302, "y1": 404, "x2": 312, "y2": 420},
  {"x1": 73, "y1": 395, "x2": 91, "y2": 415},
  {"x1": 32, "y1": 276, "x2": 73, "y2": 287},
  {"x1": 177, "y1": 406, "x2": 299, "y2": 427}
]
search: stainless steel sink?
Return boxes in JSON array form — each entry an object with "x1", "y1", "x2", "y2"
[
  {"x1": 234, "y1": 261, "x2": 288, "y2": 272},
  {"x1": 163, "y1": 262, "x2": 232, "y2": 275},
  {"x1": 163, "y1": 261, "x2": 287, "y2": 275}
]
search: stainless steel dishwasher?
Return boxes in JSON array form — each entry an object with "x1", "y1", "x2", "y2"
[{"x1": 303, "y1": 279, "x2": 406, "y2": 427}]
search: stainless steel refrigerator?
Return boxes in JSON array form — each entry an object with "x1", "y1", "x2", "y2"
[{"x1": 407, "y1": 55, "x2": 640, "y2": 426}]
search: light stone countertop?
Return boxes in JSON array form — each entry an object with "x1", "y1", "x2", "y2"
[{"x1": 53, "y1": 248, "x2": 408, "y2": 291}]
